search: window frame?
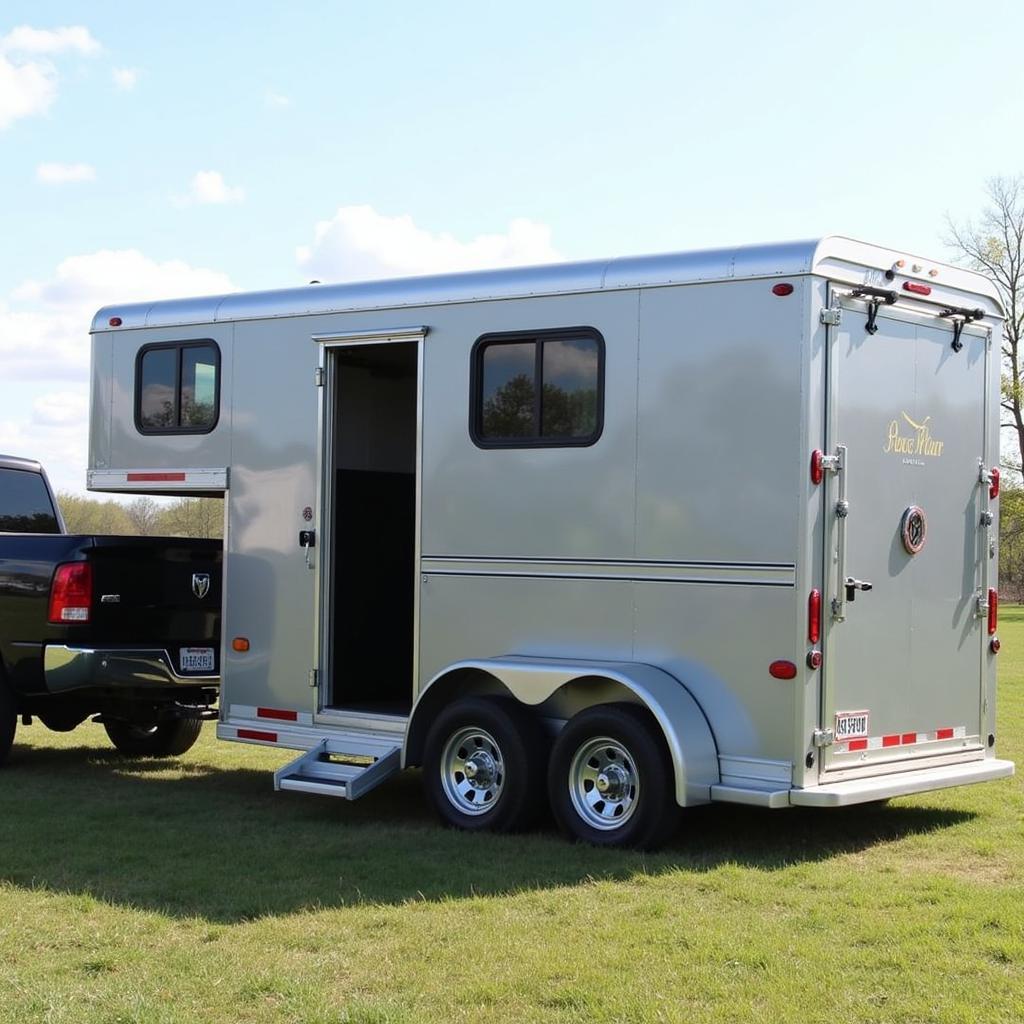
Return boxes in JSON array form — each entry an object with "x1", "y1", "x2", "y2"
[
  {"x1": 134, "y1": 339, "x2": 221, "y2": 436},
  {"x1": 469, "y1": 326, "x2": 605, "y2": 449}
]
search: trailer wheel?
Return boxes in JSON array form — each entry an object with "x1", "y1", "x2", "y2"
[
  {"x1": 422, "y1": 697, "x2": 546, "y2": 833},
  {"x1": 548, "y1": 703, "x2": 678, "y2": 850},
  {"x1": 104, "y1": 718, "x2": 202, "y2": 758},
  {"x1": 0, "y1": 680, "x2": 16, "y2": 768}
]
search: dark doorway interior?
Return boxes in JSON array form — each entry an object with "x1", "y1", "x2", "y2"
[{"x1": 329, "y1": 342, "x2": 417, "y2": 715}]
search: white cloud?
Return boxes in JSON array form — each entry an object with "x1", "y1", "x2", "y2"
[
  {"x1": 296, "y1": 205, "x2": 561, "y2": 282},
  {"x1": 0, "y1": 51, "x2": 56, "y2": 129},
  {"x1": 32, "y1": 390, "x2": 88, "y2": 426},
  {"x1": 36, "y1": 161, "x2": 96, "y2": 184},
  {"x1": 0, "y1": 25, "x2": 100, "y2": 56},
  {"x1": 0, "y1": 250, "x2": 235, "y2": 493},
  {"x1": 178, "y1": 170, "x2": 245, "y2": 206},
  {"x1": 0, "y1": 25, "x2": 100, "y2": 130},
  {"x1": 265, "y1": 90, "x2": 290, "y2": 109},
  {"x1": 112, "y1": 66, "x2": 138, "y2": 91}
]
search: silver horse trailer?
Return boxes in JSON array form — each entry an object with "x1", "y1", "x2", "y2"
[{"x1": 87, "y1": 237, "x2": 1014, "y2": 848}]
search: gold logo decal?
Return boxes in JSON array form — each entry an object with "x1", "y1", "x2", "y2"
[{"x1": 884, "y1": 412, "x2": 944, "y2": 458}]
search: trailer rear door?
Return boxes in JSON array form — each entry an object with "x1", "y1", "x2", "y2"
[{"x1": 820, "y1": 290, "x2": 993, "y2": 778}]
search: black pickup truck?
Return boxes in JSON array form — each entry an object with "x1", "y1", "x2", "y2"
[{"x1": 0, "y1": 454, "x2": 221, "y2": 764}]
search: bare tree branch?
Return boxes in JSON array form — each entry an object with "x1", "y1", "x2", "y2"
[{"x1": 948, "y1": 175, "x2": 1024, "y2": 471}]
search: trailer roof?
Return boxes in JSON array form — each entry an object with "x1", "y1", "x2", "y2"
[{"x1": 91, "y1": 236, "x2": 1003, "y2": 333}]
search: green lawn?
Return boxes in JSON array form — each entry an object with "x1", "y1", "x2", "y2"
[{"x1": 1, "y1": 625, "x2": 1022, "y2": 1024}]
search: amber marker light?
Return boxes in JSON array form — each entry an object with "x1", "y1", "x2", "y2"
[{"x1": 232, "y1": 637, "x2": 250, "y2": 652}]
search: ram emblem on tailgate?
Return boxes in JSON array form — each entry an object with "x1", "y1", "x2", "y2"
[{"x1": 191, "y1": 573, "x2": 211, "y2": 599}]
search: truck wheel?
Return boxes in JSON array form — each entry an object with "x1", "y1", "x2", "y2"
[
  {"x1": 548, "y1": 703, "x2": 678, "y2": 850},
  {"x1": 104, "y1": 718, "x2": 202, "y2": 758},
  {"x1": 0, "y1": 682, "x2": 16, "y2": 768},
  {"x1": 422, "y1": 697, "x2": 547, "y2": 833}
]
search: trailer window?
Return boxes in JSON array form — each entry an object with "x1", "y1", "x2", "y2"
[
  {"x1": 472, "y1": 328, "x2": 604, "y2": 447},
  {"x1": 136, "y1": 341, "x2": 220, "y2": 434}
]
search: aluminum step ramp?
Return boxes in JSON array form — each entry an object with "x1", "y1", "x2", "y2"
[{"x1": 273, "y1": 734, "x2": 400, "y2": 800}]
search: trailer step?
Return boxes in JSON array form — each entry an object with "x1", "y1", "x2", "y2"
[{"x1": 273, "y1": 737, "x2": 400, "y2": 800}]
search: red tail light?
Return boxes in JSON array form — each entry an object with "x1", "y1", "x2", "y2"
[
  {"x1": 48, "y1": 562, "x2": 92, "y2": 624},
  {"x1": 988, "y1": 589, "x2": 998, "y2": 636},
  {"x1": 810, "y1": 449, "x2": 824, "y2": 485},
  {"x1": 902, "y1": 281, "x2": 931, "y2": 296},
  {"x1": 808, "y1": 589, "x2": 821, "y2": 644},
  {"x1": 990, "y1": 466, "x2": 1000, "y2": 500}
]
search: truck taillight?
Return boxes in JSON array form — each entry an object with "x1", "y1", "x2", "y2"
[
  {"x1": 988, "y1": 588, "x2": 998, "y2": 636},
  {"x1": 48, "y1": 562, "x2": 92, "y2": 624},
  {"x1": 808, "y1": 589, "x2": 821, "y2": 644},
  {"x1": 990, "y1": 466, "x2": 1000, "y2": 500}
]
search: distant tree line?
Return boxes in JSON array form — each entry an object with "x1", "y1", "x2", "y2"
[{"x1": 56, "y1": 493, "x2": 223, "y2": 540}]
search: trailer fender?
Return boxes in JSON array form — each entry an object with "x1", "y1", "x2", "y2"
[{"x1": 405, "y1": 658, "x2": 719, "y2": 806}]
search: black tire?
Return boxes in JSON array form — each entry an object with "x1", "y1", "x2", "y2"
[
  {"x1": 0, "y1": 679, "x2": 16, "y2": 768},
  {"x1": 104, "y1": 718, "x2": 202, "y2": 758},
  {"x1": 548, "y1": 703, "x2": 678, "y2": 850},
  {"x1": 422, "y1": 696, "x2": 547, "y2": 833}
]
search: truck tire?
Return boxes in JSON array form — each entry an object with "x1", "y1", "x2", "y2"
[
  {"x1": 0, "y1": 680, "x2": 15, "y2": 768},
  {"x1": 548, "y1": 703, "x2": 678, "y2": 850},
  {"x1": 422, "y1": 696, "x2": 547, "y2": 833},
  {"x1": 104, "y1": 718, "x2": 202, "y2": 758}
]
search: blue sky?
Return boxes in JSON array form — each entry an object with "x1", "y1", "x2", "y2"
[{"x1": 3, "y1": 1, "x2": 1024, "y2": 493}]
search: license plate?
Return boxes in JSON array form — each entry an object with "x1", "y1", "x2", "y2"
[
  {"x1": 835, "y1": 710, "x2": 870, "y2": 742},
  {"x1": 180, "y1": 647, "x2": 215, "y2": 673}
]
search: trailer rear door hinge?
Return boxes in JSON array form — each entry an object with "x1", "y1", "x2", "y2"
[
  {"x1": 820, "y1": 304, "x2": 842, "y2": 327},
  {"x1": 813, "y1": 728, "x2": 835, "y2": 748},
  {"x1": 974, "y1": 592, "x2": 988, "y2": 619},
  {"x1": 308, "y1": 668, "x2": 319, "y2": 689},
  {"x1": 314, "y1": 367, "x2": 325, "y2": 387}
]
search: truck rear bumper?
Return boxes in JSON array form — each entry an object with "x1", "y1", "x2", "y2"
[
  {"x1": 43, "y1": 644, "x2": 219, "y2": 693},
  {"x1": 789, "y1": 757, "x2": 1015, "y2": 807}
]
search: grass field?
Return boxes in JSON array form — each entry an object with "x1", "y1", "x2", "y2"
[{"x1": 1, "y1": 624, "x2": 1022, "y2": 1024}]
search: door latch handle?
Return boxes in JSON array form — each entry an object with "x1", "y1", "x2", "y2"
[
  {"x1": 844, "y1": 577, "x2": 873, "y2": 602},
  {"x1": 299, "y1": 530, "x2": 316, "y2": 570}
]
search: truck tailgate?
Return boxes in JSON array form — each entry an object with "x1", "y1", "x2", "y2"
[{"x1": 87, "y1": 537, "x2": 222, "y2": 677}]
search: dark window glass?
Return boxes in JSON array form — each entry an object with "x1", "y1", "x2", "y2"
[
  {"x1": 0, "y1": 468, "x2": 60, "y2": 533},
  {"x1": 541, "y1": 337, "x2": 599, "y2": 439},
  {"x1": 181, "y1": 345, "x2": 218, "y2": 428},
  {"x1": 473, "y1": 329, "x2": 603, "y2": 447},
  {"x1": 136, "y1": 341, "x2": 219, "y2": 433},
  {"x1": 481, "y1": 341, "x2": 536, "y2": 439},
  {"x1": 139, "y1": 348, "x2": 178, "y2": 429}
]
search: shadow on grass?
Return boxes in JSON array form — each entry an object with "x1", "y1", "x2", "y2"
[{"x1": 0, "y1": 741, "x2": 975, "y2": 922}]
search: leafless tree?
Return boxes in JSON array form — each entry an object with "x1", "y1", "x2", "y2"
[
  {"x1": 125, "y1": 495, "x2": 162, "y2": 535},
  {"x1": 948, "y1": 176, "x2": 1024, "y2": 474}
]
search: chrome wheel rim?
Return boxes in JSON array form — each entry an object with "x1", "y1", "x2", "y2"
[
  {"x1": 569, "y1": 736, "x2": 639, "y2": 831},
  {"x1": 440, "y1": 726, "x2": 505, "y2": 816}
]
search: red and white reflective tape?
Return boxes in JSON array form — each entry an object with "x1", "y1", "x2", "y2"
[
  {"x1": 835, "y1": 725, "x2": 966, "y2": 754},
  {"x1": 87, "y1": 467, "x2": 228, "y2": 491},
  {"x1": 230, "y1": 704, "x2": 313, "y2": 727}
]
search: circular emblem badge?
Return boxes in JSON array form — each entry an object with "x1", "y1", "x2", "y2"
[
  {"x1": 302, "y1": 506, "x2": 313, "y2": 522},
  {"x1": 900, "y1": 505, "x2": 927, "y2": 555}
]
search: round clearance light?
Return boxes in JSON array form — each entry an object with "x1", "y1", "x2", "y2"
[
  {"x1": 807, "y1": 650, "x2": 822, "y2": 670},
  {"x1": 772, "y1": 282, "x2": 794, "y2": 296},
  {"x1": 109, "y1": 316, "x2": 123, "y2": 327},
  {"x1": 990, "y1": 637, "x2": 1001, "y2": 654}
]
